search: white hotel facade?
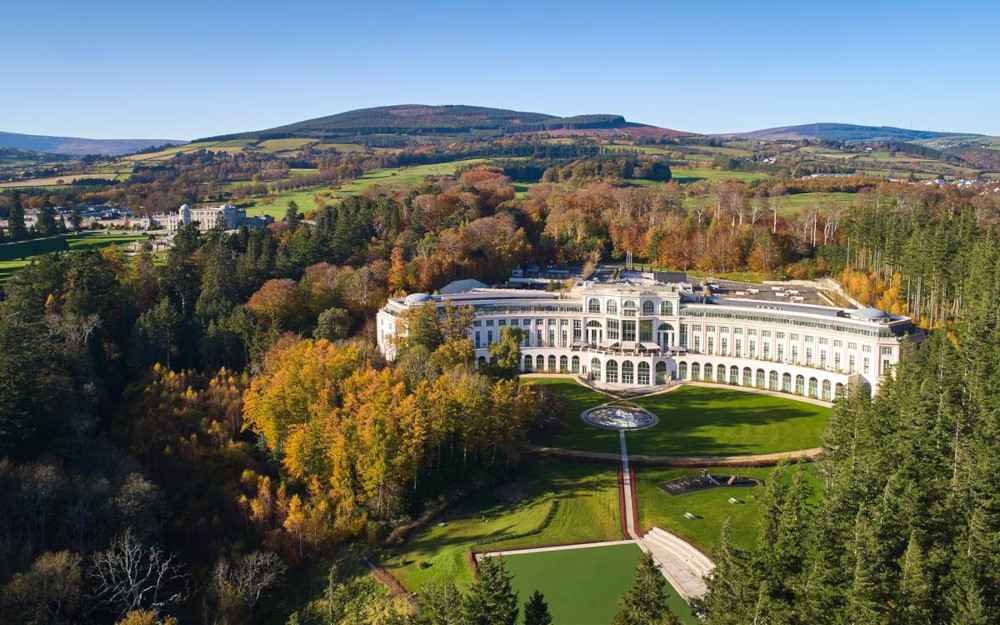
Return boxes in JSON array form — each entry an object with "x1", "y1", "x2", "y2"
[{"x1": 377, "y1": 272, "x2": 923, "y2": 399}]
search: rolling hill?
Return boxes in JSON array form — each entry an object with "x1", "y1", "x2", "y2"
[
  {"x1": 202, "y1": 104, "x2": 692, "y2": 141},
  {"x1": 725, "y1": 123, "x2": 979, "y2": 142},
  {"x1": 0, "y1": 131, "x2": 185, "y2": 156}
]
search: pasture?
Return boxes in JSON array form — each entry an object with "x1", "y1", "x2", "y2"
[{"x1": 0, "y1": 231, "x2": 148, "y2": 282}]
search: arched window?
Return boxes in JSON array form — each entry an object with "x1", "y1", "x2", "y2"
[
  {"x1": 536, "y1": 355, "x2": 545, "y2": 372},
  {"x1": 742, "y1": 367, "x2": 752, "y2": 386},
  {"x1": 808, "y1": 377, "x2": 819, "y2": 398},
  {"x1": 782, "y1": 373, "x2": 792, "y2": 392},
  {"x1": 559, "y1": 355, "x2": 568, "y2": 372},
  {"x1": 622, "y1": 361, "x2": 634, "y2": 384},
  {"x1": 607, "y1": 300, "x2": 618, "y2": 314},
  {"x1": 756, "y1": 369, "x2": 766, "y2": 389},
  {"x1": 656, "y1": 361, "x2": 667, "y2": 384},
  {"x1": 642, "y1": 300, "x2": 654, "y2": 315},
  {"x1": 769, "y1": 370, "x2": 778, "y2": 390},
  {"x1": 730, "y1": 366, "x2": 739, "y2": 385},
  {"x1": 477, "y1": 356, "x2": 486, "y2": 367},
  {"x1": 523, "y1": 355, "x2": 533, "y2": 372},
  {"x1": 548, "y1": 355, "x2": 557, "y2": 372},
  {"x1": 571, "y1": 356, "x2": 580, "y2": 374},
  {"x1": 692, "y1": 363, "x2": 701, "y2": 380},
  {"x1": 795, "y1": 375, "x2": 805, "y2": 395},
  {"x1": 623, "y1": 300, "x2": 637, "y2": 317},
  {"x1": 591, "y1": 358, "x2": 601, "y2": 380},
  {"x1": 703, "y1": 364, "x2": 714, "y2": 381},
  {"x1": 588, "y1": 298, "x2": 601, "y2": 313},
  {"x1": 660, "y1": 301, "x2": 673, "y2": 316},
  {"x1": 678, "y1": 362, "x2": 688, "y2": 379},
  {"x1": 606, "y1": 359, "x2": 619, "y2": 383},
  {"x1": 822, "y1": 379, "x2": 832, "y2": 400},
  {"x1": 717, "y1": 365, "x2": 726, "y2": 384},
  {"x1": 835, "y1": 382, "x2": 845, "y2": 398},
  {"x1": 638, "y1": 362, "x2": 650, "y2": 385}
]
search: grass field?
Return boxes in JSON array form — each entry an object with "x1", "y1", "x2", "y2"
[
  {"x1": 529, "y1": 379, "x2": 829, "y2": 457},
  {"x1": 669, "y1": 167, "x2": 772, "y2": 185},
  {"x1": 243, "y1": 159, "x2": 487, "y2": 217},
  {"x1": 635, "y1": 463, "x2": 820, "y2": 555},
  {"x1": 502, "y1": 543, "x2": 699, "y2": 625},
  {"x1": 0, "y1": 173, "x2": 120, "y2": 188},
  {"x1": 383, "y1": 459, "x2": 621, "y2": 592},
  {"x1": 0, "y1": 232, "x2": 147, "y2": 281}
]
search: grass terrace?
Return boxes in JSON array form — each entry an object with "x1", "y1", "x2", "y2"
[
  {"x1": 383, "y1": 459, "x2": 621, "y2": 592},
  {"x1": 635, "y1": 463, "x2": 821, "y2": 555},
  {"x1": 529, "y1": 379, "x2": 830, "y2": 457}
]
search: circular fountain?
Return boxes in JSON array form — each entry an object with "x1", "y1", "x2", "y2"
[{"x1": 582, "y1": 403, "x2": 658, "y2": 431}]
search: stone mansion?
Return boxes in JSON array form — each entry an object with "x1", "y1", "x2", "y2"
[{"x1": 376, "y1": 271, "x2": 924, "y2": 399}]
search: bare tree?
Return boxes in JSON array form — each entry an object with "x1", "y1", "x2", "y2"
[
  {"x1": 89, "y1": 531, "x2": 185, "y2": 617},
  {"x1": 213, "y1": 551, "x2": 287, "y2": 609}
]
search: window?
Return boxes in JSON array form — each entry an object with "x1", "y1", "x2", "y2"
[
  {"x1": 849, "y1": 355, "x2": 856, "y2": 373},
  {"x1": 622, "y1": 361, "x2": 634, "y2": 384},
  {"x1": 808, "y1": 377, "x2": 818, "y2": 398},
  {"x1": 559, "y1": 355, "x2": 568, "y2": 372},
  {"x1": 703, "y1": 363, "x2": 714, "y2": 381},
  {"x1": 693, "y1": 336, "x2": 701, "y2": 352},
  {"x1": 639, "y1": 320, "x2": 653, "y2": 342},
  {"x1": 729, "y1": 366, "x2": 739, "y2": 385},
  {"x1": 707, "y1": 337, "x2": 715, "y2": 354},
  {"x1": 721, "y1": 338, "x2": 728, "y2": 355},
  {"x1": 769, "y1": 370, "x2": 778, "y2": 390},
  {"x1": 660, "y1": 301, "x2": 673, "y2": 316},
  {"x1": 642, "y1": 301, "x2": 654, "y2": 315},
  {"x1": 835, "y1": 353, "x2": 841, "y2": 371},
  {"x1": 591, "y1": 358, "x2": 601, "y2": 379},
  {"x1": 523, "y1": 355, "x2": 533, "y2": 372},
  {"x1": 656, "y1": 361, "x2": 667, "y2": 384},
  {"x1": 822, "y1": 380, "x2": 832, "y2": 400},
  {"x1": 486, "y1": 320, "x2": 494, "y2": 327},
  {"x1": 588, "y1": 299, "x2": 601, "y2": 313},
  {"x1": 863, "y1": 357, "x2": 870, "y2": 374},
  {"x1": 623, "y1": 320, "x2": 636, "y2": 342},
  {"x1": 475, "y1": 331, "x2": 481, "y2": 348},
  {"x1": 487, "y1": 331, "x2": 494, "y2": 345},
  {"x1": 756, "y1": 369, "x2": 765, "y2": 388},
  {"x1": 536, "y1": 355, "x2": 544, "y2": 371},
  {"x1": 607, "y1": 319, "x2": 620, "y2": 340},
  {"x1": 571, "y1": 356, "x2": 580, "y2": 373},
  {"x1": 692, "y1": 363, "x2": 701, "y2": 380},
  {"x1": 735, "y1": 339, "x2": 742, "y2": 358},
  {"x1": 607, "y1": 300, "x2": 618, "y2": 314},
  {"x1": 606, "y1": 360, "x2": 619, "y2": 383},
  {"x1": 548, "y1": 330, "x2": 554, "y2": 346},
  {"x1": 795, "y1": 375, "x2": 805, "y2": 395},
  {"x1": 777, "y1": 345, "x2": 784, "y2": 361},
  {"x1": 782, "y1": 373, "x2": 792, "y2": 392},
  {"x1": 548, "y1": 355, "x2": 557, "y2": 371},
  {"x1": 678, "y1": 362, "x2": 688, "y2": 380},
  {"x1": 638, "y1": 362, "x2": 650, "y2": 385}
]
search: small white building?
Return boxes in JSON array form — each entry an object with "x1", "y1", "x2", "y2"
[{"x1": 376, "y1": 271, "x2": 924, "y2": 399}]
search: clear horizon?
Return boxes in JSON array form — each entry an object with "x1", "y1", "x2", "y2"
[{"x1": 3, "y1": 0, "x2": 998, "y2": 140}]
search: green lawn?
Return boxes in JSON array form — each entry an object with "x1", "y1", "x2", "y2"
[
  {"x1": 635, "y1": 463, "x2": 820, "y2": 556},
  {"x1": 529, "y1": 379, "x2": 829, "y2": 457},
  {"x1": 0, "y1": 232, "x2": 148, "y2": 282},
  {"x1": 502, "y1": 543, "x2": 699, "y2": 625},
  {"x1": 384, "y1": 459, "x2": 621, "y2": 592},
  {"x1": 669, "y1": 167, "x2": 772, "y2": 185}
]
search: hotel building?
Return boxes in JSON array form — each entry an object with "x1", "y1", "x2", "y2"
[{"x1": 376, "y1": 271, "x2": 923, "y2": 399}]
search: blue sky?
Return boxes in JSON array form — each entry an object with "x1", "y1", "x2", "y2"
[{"x1": 2, "y1": 0, "x2": 997, "y2": 139}]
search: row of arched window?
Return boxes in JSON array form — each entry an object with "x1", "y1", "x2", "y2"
[
  {"x1": 675, "y1": 362, "x2": 844, "y2": 400},
  {"x1": 587, "y1": 299, "x2": 674, "y2": 316},
  {"x1": 523, "y1": 354, "x2": 581, "y2": 374}
]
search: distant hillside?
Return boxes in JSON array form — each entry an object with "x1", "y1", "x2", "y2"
[
  {"x1": 0, "y1": 131, "x2": 185, "y2": 156},
  {"x1": 203, "y1": 104, "x2": 692, "y2": 141},
  {"x1": 725, "y1": 123, "x2": 978, "y2": 142}
]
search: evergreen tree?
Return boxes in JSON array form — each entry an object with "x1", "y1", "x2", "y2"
[
  {"x1": 285, "y1": 200, "x2": 301, "y2": 231},
  {"x1": 462, "y1": 557, "x2": 519, "y2": 625},
  {"x1": 36, "y1": 206, "x2": 57, "y2": 236},
  {"x1": 523, "y1": 590, "x2": 552, "y2": 625},
  {"x1": 612, "y1": 552, "x2": 678, "y2": 625},
  {"x1": 7, "y1": 191, "x2": 27, "y2": 240},
  {"x1": 417, "y1": 580, "x2": 466, "y2": 625}
]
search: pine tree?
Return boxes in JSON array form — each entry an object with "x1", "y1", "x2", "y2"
[
  {"x1": 285, "y1": 200, "x2": 301, "y2": 231},
  {"x1": 7, "y1": 191, "x2": 27, "y2": 240},
  {"x1": 462, "y1": 556, "x2": 519, "y2": 625},
  {"x1": 612, "y1": 552, "x2": 678, "y2": 625},
  {"x1": 417, "y1": 580, "x2": 466, "y2": 625},
  {"x1": 523, "y1": 590, "x2": 552, "y2": 625}
]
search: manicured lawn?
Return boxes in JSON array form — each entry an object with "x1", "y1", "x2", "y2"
[
  {"x1": 528, "y1": 379, "x2": 830, "y2": 457},
  {"x1": 629, "y1": 386, "x2": 829, "y2": 457},
  {"x1": 0, "y1": 232, "x2": 148, "y2": 282},
  {"x1": 669, "y1": 167, "x2": 772, "y2": 185},
  {"x1": 384, "y1": 459, "x2": 621, "y2": 592},
  {"x1": 635, "y1": 463, "x2": 821, "y2": 555},
  {"x1": 502, "y1": 543, "x2": 700, "y2": 625}
]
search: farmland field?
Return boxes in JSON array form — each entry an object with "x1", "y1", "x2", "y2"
[{"x1": 0, "y1": 173, "x2": 120, "y2": 188}]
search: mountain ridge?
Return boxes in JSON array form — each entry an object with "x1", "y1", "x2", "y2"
[
  {"x1": 200, "y1": 104, "x2": 693, "y2": 141},
  {"x1": 0, "y1": 131, "x2": 185, "y2": 156},
  {"x1": 722, "y1": 122, "x2": 980, "y2": 142}
]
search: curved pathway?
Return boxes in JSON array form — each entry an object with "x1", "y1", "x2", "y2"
[{"x1": 527, "y1": 443, "x2": 823, "y2": 468}]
